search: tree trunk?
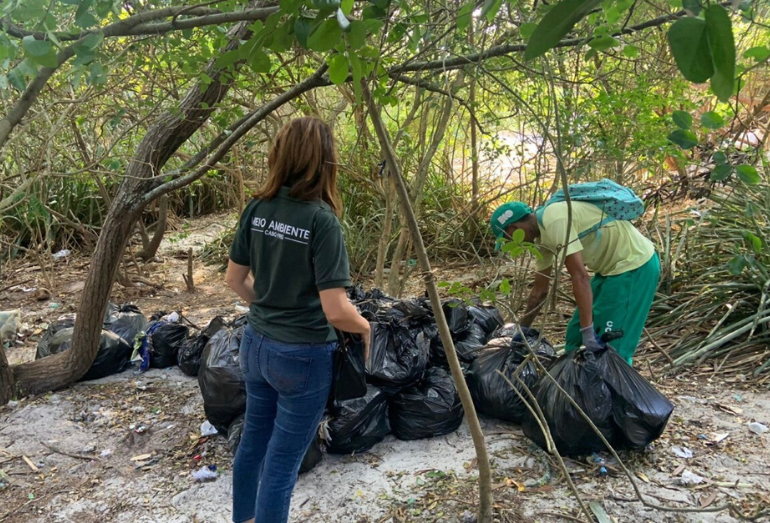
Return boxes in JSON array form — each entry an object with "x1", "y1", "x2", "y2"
[
  {"x1": 10, "y1": 15, "x2": 257, "y2": 397},
  {"x1": 137, "y1": 194, "x2": 168, "y2": 260},
  {"x1": 365, "y1": 84, "x2": 494, "y2": 523},
  {"x1": 13, "y1": 200, "x2": 136, "y2": 394},
  {"x1": 374, "y1": 175, "x2": 395, "y2": 289},
  {"x1": 0, "y1": 347, "x2": 15, "y2": 404}
]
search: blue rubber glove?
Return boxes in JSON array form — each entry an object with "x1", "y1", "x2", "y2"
[{"x1": 580, "y1": 323, "x2": 605, "y2": 352}]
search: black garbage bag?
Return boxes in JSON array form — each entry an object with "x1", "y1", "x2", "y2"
[
  {"x1": 36, "y1": 315, "x2": 76, "y2": 359},
  {"x1": 367, "y1": 321, "x2": 429, "y2": 392},
  {"x1": 467, "y1": 306, "x2": 504, "y2": 335},
  {"x1": 35, "y1": 327, "x2": 133, "y2": 381},
  {"x1": 104, "y1": 304, "x2": 147, "y2": 346},
  {"x1": 430, "y1": 321, "x2": 490, "y2": 370},
  {"x1": 467, "y1": 326, "x2": 555, "y2": 424},
  {"x1": 389, "y1": 367, "x2": 464, "y2": 440},
  {"x1": 178, "y1": 316, "x2": 226, "y2": 377},
  {"x1": 442, "y1": 299, "x2": 472, "y2": 337},
  {"x1": 326, "y1": 385, "x2": 390, "y2": 454},
  {"x1": 522, "y1": 345, "x2": 674, "y2": 456},
  {"x1": 227, "y1": 413, "x2": 323, "y2": 474},
  {"x1": 522, "y1": 349, "x2": 618, "y2": 455},
  {"x1": 198, "y1": 325, "x2": 247, "y2": 433},
  {"x1": 143, "y1": 321, "x2": 189, "y2": 368},
  {"x1": 601, "y1": 347, "x2": 674, "y2": 449},
  {"x1": 346, "y1": 284, "x2": 366, "y2": 302}
]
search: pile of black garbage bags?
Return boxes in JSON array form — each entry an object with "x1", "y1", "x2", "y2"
[
  {"x1": 199, "y1": 286, "x2": 673, "y2": 468},
  {"x1": 35, "y1": 303, "x2": 191, "y2": 380}
]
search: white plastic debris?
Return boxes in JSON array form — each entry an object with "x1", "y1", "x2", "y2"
[
  {"x1": 191, "y1": 466, "x2": 218, "y2": 482},
  {"x1": 0, "y1": 310, "x2": 20, "y2": 342},
  {"x1": 100, "y1": 449, "x2": 112, "y2": 458},
  {"x1": 677, "y1": 470, "x2": 705, "y2": 487},
  {"x1": 200, "y1": 421, "x2": 218, "y2": 437},
  {"x1": 163, "y1": 312, "x2": 180, "y2": 323},
  {"x1": 748, "y1": 422, "x2": 768, "y2": 435},
  {"x1": 234, "y1": 304, "x2": 250, "y2": 314},
  {"x1": 672, "y1": 446, "x2": 693, "y2": 459},
  {"x1": 52, "y1": 249, "x2": 71, "y2": 259}
]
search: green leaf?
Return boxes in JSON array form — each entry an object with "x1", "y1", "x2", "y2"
[
  {"x1": 616, "y1": 0, "x2": 634, "y2": 10},
  {"x1": 742, "y1": 230, "x2": 763, "y2": 254},
  {"x1": 519, "y1": 22, "x2": 537, "y2": 39},
  {"x1": 622, "y1": 45, "x2": 639, "y2": 58},
  {"x1": 307, "y1": 19, "x2": 342, "y2": 53},
  {"x1": 21, "y1": 36, "x2": 53, "y2": 57},
  {"x1": 743, "y1": 46, "x2": 770, "y2": 62},
  {"x1": 524, "y1": 0, "x2": 603, "y2": 61},
  {"x1": 700, "y1": 111, "x2": 725, "y2": 129},
  {"x1": 705, "y1": 5, "x2": 736, "y2": 102},
  {"x1": 87, "y1": 62, "x2": 107, "y2": 85},
  {"x1": 80, "y1": 31, "x2": 103, "y2": 50},
  {"x1": 362, "y1": 5, "x2": 387, "y2": 19},
  {"x1": 347, "y1": 20, "x2": 367, "y2": 49},
  {"x1": 682, "y1": 0, "x2": 702, "y2": 16},
  {"x1": 499, "y1": 278, "x2": 511, "y2": 294},
  {"x1": 312, "y1": 0, "x2": 341, "y2": 9},
  {"x1": 712, "y1": 151, "x2": 727, "y2": 164},
  {"x1": 350, "y1": 53, "x2": 363, "y2": 101},
  {"x1": 512, "y1": 228, "x2": 525, "y2": 242},
  {"x1": 672, "y1": 110, "x2": 692, "y2": 130},
  {"x1": 281, "y1": 0, "x2": 304, "y2": 12},
  {"x1": 72, "y1": 45, "x2": 96, "y2": 66},
  {"x1": 268, "y1": 21, "x2": 294, "y2": 52},
  {"x1": 341, "y1": 0, "x2": 354, "y2": 15},
  {"x1": 327, "y1": 54, "x2": 348, "y2": 84},
  {"x1": 21, "y1": 36, "x2": 57, "y2": 68},
  {"x1": 589, "y1": 35, "x2": 620, "y2": 51},
  {"x1": 735, "y1": 164, "x2": 760, "y2": 184},
  {"x1": 457, "y1": 2, "x2": 475, "y2": 33},
  {"x1": 335, "y1": 8, "x2": 351, "y2": 32},
  {"x1": 294, "y1": 16, "x2": 314, "y2": 48},
  {"x1": 603, "y1": 6, "x2": 621, "y2": 25},
  {"x1": 75, "y1": 1, "x2": 98, "y2": 28},
  {"x1": 7, "y1": 67, "x2": 26, "y2": 91},
  {"x1": 668, "y1": 129, "x2": 698, "y2": 149},
  {"x1": 667, "y1": 17, "x2": 714, "y2": 83},
  {"x1": 728, "y1": 255, "x2": 746, "y2": 275},
  {"x1": 710, "y1": 164, "x2": 732, "y2": 181},
  {"x1": 481, "y1": 0, "x2": 503, "y2": 21},
  {"x1": 248, "y1": 49, "x2": 271, "y2": 73}
]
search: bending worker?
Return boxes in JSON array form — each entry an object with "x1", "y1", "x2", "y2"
[{"x1": 490, "y1": 199, "x2": 660, "y2": 364}]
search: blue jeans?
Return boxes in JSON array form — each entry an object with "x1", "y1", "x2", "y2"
[{"x1": 232, "y1": 325, "x2": 335, "y2": 523}]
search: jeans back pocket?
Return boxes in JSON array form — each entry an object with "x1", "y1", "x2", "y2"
[{"x1": 266, "y1": 349, "x2": 312, "y2": 396}]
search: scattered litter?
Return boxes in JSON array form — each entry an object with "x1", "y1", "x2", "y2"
[
  {"x1": 0, "y1": 310, "x2": 20, "y2": 342},
  {"x1": 49, "y1": 303, "x2": 62, "y2": 309},
  {"x1": 733, "y1": 394, "x2": 743, "y2": 402},
  {"x1": 52, "y1": 249, "x2": 71, "y2": 259},
  {"x1": 191, "y1": 465, "x2": 218, "y2": 482},
  {"x1": 22, "y1": 456, "x2": 39, "y2": 473},
  {"x1": 100, "y1": 449, "x2": 112, "y2": 458},
  {"x1": 200, "y1": 421, "x2": 218, "y2": 437},
  {"x1": 7, "y1": 401, "x2": 18, "y2": 409},
  {"x1": 748, "y1": 422, "x2": 768, "y2": 435},
  {"x1": 234, "y1": 304, "x2": 249, "y2": 313},
  {"x1": 130, "y1": 453, "x2": 153, "y2": 462},
  {"x1": 677, "y1": 470, "x2": 705, "y2": 487},
  {"x1": 707, "y1": 432, "x2": 730, "y2": 445},
  {"x1": 672, "y1": 446, "x2": 693, "y2": 459}
]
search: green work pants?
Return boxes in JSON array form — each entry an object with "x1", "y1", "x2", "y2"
[{"x1": 565, "y1": 252, "x2": 660, "y2": 365}]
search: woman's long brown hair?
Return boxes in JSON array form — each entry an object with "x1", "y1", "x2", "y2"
[{"x1": 253, "y1": 116, "x2": 342, "y2": 216}]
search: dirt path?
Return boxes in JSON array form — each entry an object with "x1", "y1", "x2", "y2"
[{"x1": 1, "y1": 213, "x2": 769, "y2": 522}]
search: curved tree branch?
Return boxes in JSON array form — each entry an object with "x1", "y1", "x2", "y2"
[{"x1": 141, "y1": 65, "x2": 330, "y2": 202}]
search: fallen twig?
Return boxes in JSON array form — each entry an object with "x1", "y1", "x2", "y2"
[{"x1": 41, "y1": 442, "x2": 100, "y2": 461}]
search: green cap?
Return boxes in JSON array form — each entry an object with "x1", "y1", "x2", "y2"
[{"x1": 490, "y1": 201, "x2": 532, "y2": 250}]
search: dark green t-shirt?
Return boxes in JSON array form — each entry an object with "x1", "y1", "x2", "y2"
[{"x1": 229, "y1": 187, "x2": 351, "y2": 343}]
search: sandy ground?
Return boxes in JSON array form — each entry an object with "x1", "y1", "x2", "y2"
[{"x1": 1, "y1": 212, "x2": 769, "y2": 523}]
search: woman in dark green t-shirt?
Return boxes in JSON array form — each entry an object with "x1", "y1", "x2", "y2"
[{"x1": 225, "y1": 117, "x2": 370, "y2": 523}]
